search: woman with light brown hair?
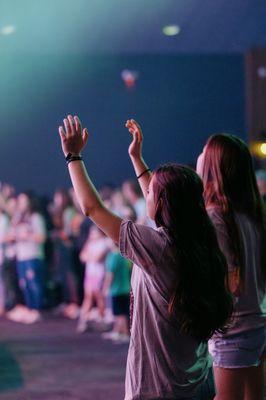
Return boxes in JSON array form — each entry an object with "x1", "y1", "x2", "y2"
[{"x1": 197, "y1": 134, "x2": 266, "y2": 400}]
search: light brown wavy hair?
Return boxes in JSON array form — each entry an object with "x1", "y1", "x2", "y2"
[{"x1": 200, "y1": 134, "x2": 266, "y2": 286}]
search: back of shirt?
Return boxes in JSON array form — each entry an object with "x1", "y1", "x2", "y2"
[
  {"x1": 208, "y1": 207, "x2": 266, "y2": 335},
  {"x1": 119, "y1": 220, "x2": 211, "y2": 400}
]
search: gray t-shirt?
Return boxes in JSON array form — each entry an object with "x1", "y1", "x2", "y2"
[
  {"x1": 119, "y1": 220, "x2": 212, "y2": 400},
  {"x1": 208, "y1": 207, "x2": 266, "y2": 336}
]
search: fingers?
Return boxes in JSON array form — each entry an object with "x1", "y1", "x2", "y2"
[
  {"x1": 63, "y1": 115, "x2": 81, "y2": 137},
  {"x1": 60, "y1": 114, "x2": 88, "y2": 152},
  {"x1": 82, "y1": 128, "x2": 89, "y2": 145},
  {"x1": 74, "y1": 115, "x2": 82, "y2": 135},
  {"x1": 125, "y1": 119, "x2": 140, "y2": 132},
  {"x1": 58, "y1": 126, "x2": 66, "y2": 141},
  {"x1": 132, "y1": 131, "x2": 138, "y2": 145},
  {"x1": 125, "y1": 120, "x2": 137, "y2": 136},
  {"x1": 128, "y1": 126, "x2": 136, "y2": 135},
  {"x1": 125, "y1": 119, "x2": 137, "y2": 130},
  {"x1": 67, "y1": 115, "x2": 75, "y2": 135},
  {"x1": 125, "y1": 119, "x2": 142, "y2": 143},
  {"x1": 131, "y1": 119, "x2": 143, "y2": 142},
  {"x1": 63, "y1": 118, "x2": 71, "y2": 136}
]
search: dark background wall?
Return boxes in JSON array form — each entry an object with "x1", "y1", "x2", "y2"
[{"x1": 0, "y1": 54, "x2": 245, "y2": 195}]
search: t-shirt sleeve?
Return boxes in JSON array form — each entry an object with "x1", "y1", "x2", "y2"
[
  {"x1": 208, "y1": 209, "x2": 236, "y2": 272},
  {"x1": 119, "y1": 220, "x2": 166, "y2": 274}
]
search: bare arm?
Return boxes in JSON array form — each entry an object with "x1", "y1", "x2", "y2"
[
  {"x1": 68, "y1": 161, "x2": 122, "y2": 243},
  {"x1": 125, "y1": 119, "x2": 151, "y2": 198},
  {"x1": 59, "y1": 115, "x2": 122, "y2": 243}
]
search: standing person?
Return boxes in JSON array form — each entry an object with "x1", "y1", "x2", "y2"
[
  {"x1": 58, "y1": 115, "x2": 232, "y2": 400},
  {"x1": 49, "y1": 189, "x2": 79, "y2": 318},
  {"x1": 4, "y1": 196, "x2": 27, "y2": 321},
  {"x1": 110, "y1": 189, "x2": 136, "y2": 222},
  {"x1": 197, "y1": 134, "x2": 266, "y2": 400},
  {"x1": 77, "y1": 225, "x2": 109, "y2": 333},
  {"x1": 102, "y1": 241, "x2": 131, "y2": 343},
  {"x1": 15, "y1": 192, "x2": 47, "y2": 323},
  {"x1": 2, "y1": 196, "x2": 19, "y2": 312},
  {"x1": 122, "y1": 180, "x2": 147, "y2": 224},
  {"x1": 0, "y1": 201, "x2": 9, "y2": 315},
  {"x1": 69, "y1": 188, "x2": 87, "y2": 305}
]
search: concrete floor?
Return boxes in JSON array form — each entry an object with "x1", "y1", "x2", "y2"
[
  {"x1": 0, "y1": 314, "x2": 265, "y2": 400},
  {"x1": 0, "y1": 315, "x2": 128, "y2": 400}
]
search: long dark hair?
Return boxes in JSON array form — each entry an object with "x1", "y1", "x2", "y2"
[
  {"x1": 201, "y1": 134, "x2": 266, "y2": 284},
  {"x1": 152, "y1": 164, "x2": 233, "y2": 341}
]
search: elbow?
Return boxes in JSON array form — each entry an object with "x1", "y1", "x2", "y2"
[
  {"x1": 81, "y1": 203, "x2": 103, "y2": 218},
  {"x1": 81, "y1": 206, "x2": 90, "y2": 217},
  {"x1": 79, "y1": 201, "x2": 93, "y2": 217},
  {"x1": 81, "y1": 206, "x2": 91, "y2": 217}
]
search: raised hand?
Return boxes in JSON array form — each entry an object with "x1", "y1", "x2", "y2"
[
  {"x1": 58, "y1": 115, "x2": 89, "y2": 157},
  {"x1": 125, "y1": 119, "x2": 143, "y2": 159}
]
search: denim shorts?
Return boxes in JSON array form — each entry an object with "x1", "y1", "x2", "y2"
[{"x1": 208, "y1": 326, "x2": 266, "y2": 368}]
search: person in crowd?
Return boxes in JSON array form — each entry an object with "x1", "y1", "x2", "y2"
[
  {"x1": 0, "y1": 182, "x2": 15, "y2": 202},
  {"x1": 49, "y1": 188, "x2": 79, "y2": 318},
  {"x1": 77, "y1": 225, "x2": 109, "y2": 333},
  {"x1": 0, "y1": 199, "x2": 9, "y2": 315},
  {"x1": 102, "y1": 241, "x2": 131, "y2": 343},
  {"x1": 197, "y1": 135, "x2": 266, "y2": 400},
  {"x1": 68, "y1": 187, "x2": 87, "y2": 305},
  {"x1": 58, "y1": 115, "x2": 232, "y2": 400},
  {"x1": 69, "y1": 188, "x2": 86, "y2": 239},
  {"x1": 0, "y1": 188, "x2": 15, "y2": 315},
  {"x1": 14, "y1": 191, "x2": 47, "y2": 323},
  {"x1": 3, "y1": 196, "x2": 26, "y2": 321},
  {"x1": 110, "y1": 189, "x2": 136, "y2": 221},
  {"x1": 122, "y1": 180, "x2": 147, "y2": 224}
]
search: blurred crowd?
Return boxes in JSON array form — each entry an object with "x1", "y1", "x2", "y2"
[
  {"x1": 0, "y1": 169, "x2": 265, "y2": 343},
  {"x1": 0, "y1": 178, "x2": 151, "y2": 343}
]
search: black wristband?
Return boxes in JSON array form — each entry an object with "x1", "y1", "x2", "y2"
[
  {"x1": 65, "y1": 152, "x2": 81, "y2": 161},
  {"x1": 137, "y1": 168, "x2": 150, "y2": 179},
  {"x1": 65, "y1": 153, "x2": 83, "y2": 165}
]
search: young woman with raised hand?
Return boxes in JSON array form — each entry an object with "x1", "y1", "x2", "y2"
[
  {"x1": 58, "y1": 115, "x2": 232, "y2": 400},
  {"x1": 197, "y1": 134, "x2": 266, "y2": 400}
]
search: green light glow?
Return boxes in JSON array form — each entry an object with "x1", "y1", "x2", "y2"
[
  {"x1": 1, "y1": 25, "x2": 16, "y2": 35},
  {"x1": 162, "y1": 25, "x2": 181, "y2": 36}
]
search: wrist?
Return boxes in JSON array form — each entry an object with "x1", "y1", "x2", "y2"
[
  {"x1": 65, "y1": 152, "x2": 81, "y2": 158},
  {"x1": 65, "y1": 153, "x2": 83, "y2": 165},
  {"x1": 130, "y1": 154, "x2": 142, "y2": 161},
  {"x1": 137, "y1": 168, "x2": 150, "y2": 179}
]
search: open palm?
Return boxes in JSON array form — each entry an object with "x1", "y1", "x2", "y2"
[
  {"x1": 125, "y1": 119, "x2": 143, "y2": 159},
  {"x1": 58, "y1": 115, "x2": 89, "y2": 157}
]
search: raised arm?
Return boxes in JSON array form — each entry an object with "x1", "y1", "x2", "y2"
[
  {"x1": 58, "y1": 115, "x2": 122, "y2": 243},
  {"x1": 125, "y1": 119, "x2": 152, "y2": 199}
]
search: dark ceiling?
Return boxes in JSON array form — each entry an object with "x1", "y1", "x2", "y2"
[{"x1": 1, "y1": 0, "x2": 266, "y2": 54}]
